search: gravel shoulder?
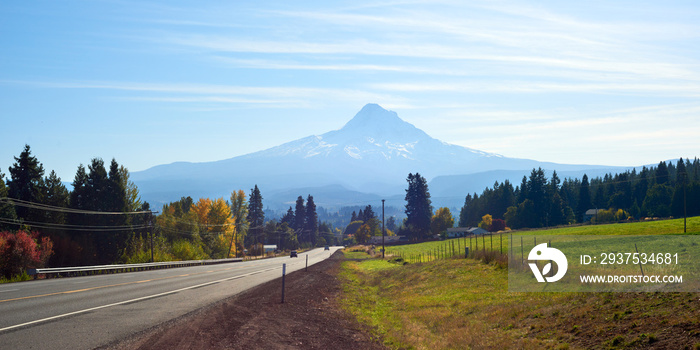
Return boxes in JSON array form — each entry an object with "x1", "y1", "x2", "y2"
[{"x1": 103, "y1": 251, "x2": 386, "y2": 350}]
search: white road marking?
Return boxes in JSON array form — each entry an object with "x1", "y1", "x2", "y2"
[{"x1": 0, "y1": 266, "x2": 280, "y2": 333}]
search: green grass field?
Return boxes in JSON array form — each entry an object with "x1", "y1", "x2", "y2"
[{"x1": 340, "y1": 217, "x2": 700, "y2": 349}]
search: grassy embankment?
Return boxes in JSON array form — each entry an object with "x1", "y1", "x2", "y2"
[{"x1": 340, "y1": 217, "x2": 700, "y2": 349}]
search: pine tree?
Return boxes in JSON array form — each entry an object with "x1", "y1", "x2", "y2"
[
  {"x1": 304, "y1": 195, "x2": 318, "y2": 245},
  {"x1": 362, "y1": 205, "x2": 375, "y2": 221},
  {"x1": 458, "y1": 194, "x2": 472, "y2": 227},
  {"x1": 7, "y1": 145, "x2": 45, "y2": 223},
  {"x1": 577, "y1": 174, "x2": 592, "y2": 221},
  {"x1": 246, "y1": 185, "x2": 263, "y2": 247},
  {"x1": 293, "y1": 196, "x2": 305, "y2": 237},
  {"x1": 404, "y1": 173, "x2": 433, "y2": 239},
  {"x1": 0, "y1": 171, "x2": 17, "y2": 230},
  {"x1": 43, "y1": 170, "x2": 69, "y2": 226},
  {"x1": 281, "y1": 206, "x2": 294, "y2": 226},
  {"x1": 656, "y1": 161, "x2": 669, "y2": 185}
]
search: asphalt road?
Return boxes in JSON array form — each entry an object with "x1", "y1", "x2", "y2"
[{"x1": 0, "y1": 247, "x2": 341, "y2": 349}]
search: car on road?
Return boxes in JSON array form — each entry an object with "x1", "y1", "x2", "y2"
[
  {"x1": 290, "y1": 250, "x2": 298, "y2": 258},
  {"x1": 324, "y1": 246, "x2": 330, "y2": 250}
]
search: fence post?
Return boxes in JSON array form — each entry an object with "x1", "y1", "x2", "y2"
[
  {"x1": 520, "y1": 236, "x2": 524, "y2": 265},
  {"x1": 281, "y1": 263, "x2": 286, "y2": 303},
  {"x1": 465, "y1": 247, "x2": 469, "y2": 258}
]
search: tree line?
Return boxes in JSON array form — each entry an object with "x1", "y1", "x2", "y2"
[
  {"x1": 458, "y1": 158, "x2": 700, "y2": 229},
  {"x1": 0, "y1": 145, "x2": 149, "y2": 271}
]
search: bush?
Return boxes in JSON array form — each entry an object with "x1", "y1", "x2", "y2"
[{"x1": 0, "y1": 230, "x2": 53, "y2": 279}]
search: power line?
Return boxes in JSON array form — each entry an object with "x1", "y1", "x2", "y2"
[
  {"x1": 0, "y1": 218, "x2": 150, "y2": 232},
  {"x1": 0, "y1": 197, "x2": 154, "y2": 215}
]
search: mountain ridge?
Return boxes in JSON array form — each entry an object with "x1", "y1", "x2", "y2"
[{"x1": 131, "y1": 104, "x2": 626, "y2": 209}]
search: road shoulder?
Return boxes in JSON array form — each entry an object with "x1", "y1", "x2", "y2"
[{"x1": 102, "y1": 251, "x2": 386, "y2": 350}]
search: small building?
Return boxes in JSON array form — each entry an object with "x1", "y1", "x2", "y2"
[
  {"x1": 263, "y1": 245, "x2": 277, "y2": 253},
  {"x1": 446, "y1": 227, "x2": 468, "y2": 238},
  {"x1": 467, "y1": 227, "x2": 489, "y2": 236},
  {"x1": 584, "y1": 209, "x2": 603, "y2": 222},
  {"x1": 447, "y1": 227, "x2": 489, "y2": 237}
]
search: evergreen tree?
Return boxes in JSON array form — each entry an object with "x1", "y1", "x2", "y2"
[
  {"x1": 0, "y1": 171, "x2": 17, "y2": 230},
  {"x1": 656, "y1": 161, "x2": 669, "y2": 185},
  {"x1": 281, "y1": 206, "x2": 294, "y2": 226},
  {"x1": 458, "y1": 194, "x2": 472, "y2": 227},
  {"x1": 404, "y1": 173, "x2": 433, "y2": 239},
  {"x1": 672, "y1": 158, "x2": 688, "y2": 217},
  {"x1": 527, "y1": 168, "x2": 548, "y2": 227},
  {"x1": 634, "y1": 167, "x2": 649, "y2": 215},
  {"x1": 303, "y1": 195, "x2": 318, "y2": 245},
  {"x1": 43, "y1": 170, "x2": 69, "y2": 226},
  {"x1": 643, "y1": 184, "x2": 673, "y2": 217},
  {"x1": 362, "y1": 205, "x2": 375, "y2": 221},
  {"x1": 86, "y1": 158, "x2": 108, "y2": 211},
  {"x1": 293, "y1": 196, "x2": 305, "y2": 236},
  {"x1": 517, "y1": 175, "x2": 528, "y2": 203},
  {"x1": 577, "y1": 174, "x2": 592, "y2": 221},
  {"x1": 350, "y1": 211, "x2": 357, "y2": 222},
  {"x1": 7, "y1": 145, "x2": 45, "y2": 223},
  {"x1": 246, "y1": 186, "x2": 263, "y2": 245},
  {"x1": 386, "y1": 216, "x2": 397, "y2": 232}
]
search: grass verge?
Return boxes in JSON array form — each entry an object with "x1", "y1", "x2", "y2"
[{"x1": 340, "y1": 218, "x2": 700, "y2": 349}]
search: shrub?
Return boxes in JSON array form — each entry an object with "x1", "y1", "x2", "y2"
[{"x1": 0, "y1": 230, "x2": 53, "y2": 279}]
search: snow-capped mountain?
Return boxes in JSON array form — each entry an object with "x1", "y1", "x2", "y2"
[
  {"x1": 131, "y1": 104, "x2": 621, "y2": 209},
  {"x1": 254, "y1": 103, "x2": 495, "y2": 162}
]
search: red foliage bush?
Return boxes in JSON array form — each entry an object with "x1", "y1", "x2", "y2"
[
  {"x1": 490, "y1": 219, "x2": 506, "y2": 232},
  {"x1": 0, "y1": 230, "x2": 53, "y2": 279}
]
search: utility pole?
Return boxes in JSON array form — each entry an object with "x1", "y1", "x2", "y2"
[
  {"x1": 148, "y1": 211, "x2": 155, "y2": 263},
  {"x1": 382, "y1": 199, "x2": 385, "y2": 259}
]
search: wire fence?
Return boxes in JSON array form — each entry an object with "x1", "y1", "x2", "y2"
[{"x1": 384, "y1": 233, "x2": 511, "y2": 265}]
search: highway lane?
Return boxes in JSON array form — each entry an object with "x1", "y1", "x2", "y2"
[{"x1": 0, "y1": 247, "x2": 340, "y2": 349}]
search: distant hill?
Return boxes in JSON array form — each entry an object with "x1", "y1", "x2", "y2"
[{"x1": 132, "y1": 104, "x2": 626, "y2": 211}]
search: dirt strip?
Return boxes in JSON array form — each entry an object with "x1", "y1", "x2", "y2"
[{"x1": 103, "y1": 251, "x2": 386, "y2": 350}]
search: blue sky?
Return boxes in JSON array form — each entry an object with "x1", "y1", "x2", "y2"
[{"x1": 2, "y1": 0, "x2": 699, "y2": 182}]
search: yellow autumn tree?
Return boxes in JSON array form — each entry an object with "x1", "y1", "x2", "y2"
[
  {"x1": 478, "y1": 214, "x2": 493, "y2": 231},
  {"x1": 431, "y1": 207, "x2": 454, "y2": 236},
  {"x1": 229, "y1": 190, "x2": 248, "y2": 258},
  {"x1": 355, "y1": 223, "x2": 372, "y2": 244},
  {"x1": 207, "y1": 198, "x2": 234, "y2": 258}
]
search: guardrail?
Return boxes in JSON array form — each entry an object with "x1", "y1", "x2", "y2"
[{"x1": 27, "y1": 258, "x2": 243, "y2": 279}]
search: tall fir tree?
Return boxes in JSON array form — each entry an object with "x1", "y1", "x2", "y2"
[
  {"x1": 362, "y1": 205, "x2": 375, "y2": 221},
  {"x1": 43, "y1": 170, "x2": 69, "y2": 226},
  {"x1": 7, "y1": 144, "x2": 45, "y2": 223},
  {"x1": 577, "y1": 174, "x2": 592, "y2": 221},
  {"x1": 293, "y1": 196, "x2": 305, "y2": 236},
  {"x1": 246, "y1": 185, "x2": 264, "y2": 246},
  {"x1": 304, "y1": 195, "x2": 318, "y2": 245},
  {"x1": 656, "y1": 161, "x2": 669, "y2": 185},
  {"x1": 404, "y1": 173, "x2": 433, "y2": 239},
  {"x1": 281, "y1": 206, "x2": 294, "y2": 226}
]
